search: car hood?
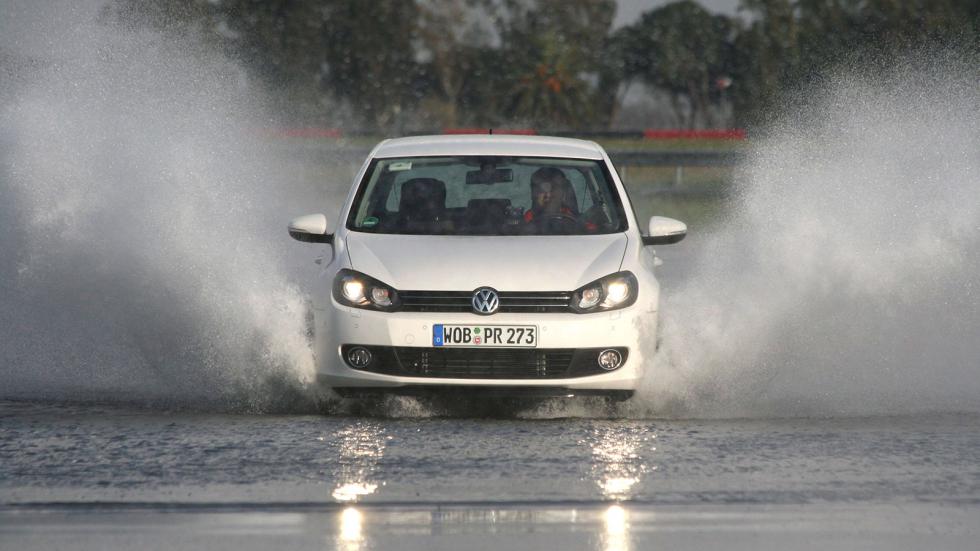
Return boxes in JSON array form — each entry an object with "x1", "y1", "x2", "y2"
[{"x1": 345, "y1": 233, "x2": 628, "y2": 291}]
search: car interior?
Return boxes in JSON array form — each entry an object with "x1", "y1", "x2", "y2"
[{"x1": 363, "y1": 160, "x2": 619, "y2": 235}]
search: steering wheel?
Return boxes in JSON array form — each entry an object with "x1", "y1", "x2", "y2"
[{"x1": 539, "y1": 212, "x2": 580, "y2": 233}]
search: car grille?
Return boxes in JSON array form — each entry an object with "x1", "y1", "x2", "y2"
[
  {"x1": 342, "y1": 345, "x2": 627, "y2": 379},
  {"x1": 398, "y1": 291, "x2": 572, "y2": 313}
]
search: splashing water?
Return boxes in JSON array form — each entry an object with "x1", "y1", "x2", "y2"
[
  {"x1": 2, "y1": 9, "x2": 977, "y2": 419},
  {"x1": 632, "y1": 54, "x2": 980, "y2": 418},
  {"x1": 0, "y1": 13, "x2": 328, "y2": 411}
]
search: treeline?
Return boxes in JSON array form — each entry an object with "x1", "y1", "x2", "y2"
[{"x1": 102, "y1": 0, "x2": 978, "y2": 132}]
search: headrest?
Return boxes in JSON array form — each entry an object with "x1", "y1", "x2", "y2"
[{"x1": 399, "y1": 178, "x2": 446, "y2": 212}]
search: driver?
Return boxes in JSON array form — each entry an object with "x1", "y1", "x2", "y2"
[{"x1": 524, "y1": 167, "x2": 575, "y2": 224}]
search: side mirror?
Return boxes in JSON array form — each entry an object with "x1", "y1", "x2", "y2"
[
  {"x1": 642, "y1": 216, "x2": 687, "y2": 246},
  {"x1": 288, "y1": 213, "x2": 333, "y2": 244}
]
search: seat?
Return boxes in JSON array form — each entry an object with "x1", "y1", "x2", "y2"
[
  {"x1": 397, "y1": 178, "x2": 448, "y2": 232},
  {"x1": 557, "y1": 179, "x2": 580, "y2": 215}
]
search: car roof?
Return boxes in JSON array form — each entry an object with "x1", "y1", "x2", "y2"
[{"x1": 372, "y1": 135, "x2": 605, "y2": 160}]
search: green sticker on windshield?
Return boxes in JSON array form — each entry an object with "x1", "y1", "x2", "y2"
[{"x1": 362, "y1": 216, "x2": 379, "y2": 227}]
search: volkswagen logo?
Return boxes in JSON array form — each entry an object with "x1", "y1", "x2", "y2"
[{"x1": 471, "y1": 287, "x2": 499, "y2": 315}]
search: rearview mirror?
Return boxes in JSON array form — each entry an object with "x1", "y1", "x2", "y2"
[
  {"x1": 288, "y1": 213, "x2": 333, "y2": 244},
  {"x1": 642, "y1": 216, "x2": 686, "y2": 246}
]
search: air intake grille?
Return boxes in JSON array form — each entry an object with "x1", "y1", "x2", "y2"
[
  {"x1": 398, "y1": 291, "x2": 572, "y2": 313},
  {"x1": 394, "y1": 347, "x2": 573, "y2": 378},
  {"x1": 342, "y1": 346, "x2": 627, "y2": 379}
]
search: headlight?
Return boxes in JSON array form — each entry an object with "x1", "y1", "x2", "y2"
[
  {"x1": 605, "y1": 280, "x2": 630, "y2": 305},
  {"x1": 578, "y1": 286, "x2": 602, "y2": 309},
  {"x1": 370, "y1": 286, "x2": 392, "y2": 307},
  {"x1": 571, "y1": 271, "x2": 638, "y2": 313},
  {"x1": 333, "y1": 269, "x2": 400, "y2": 311},
  {"x1": 341, "y1": 279, "x2": 365, "y2": 303}
]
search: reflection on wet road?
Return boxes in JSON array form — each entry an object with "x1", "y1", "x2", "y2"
[
  {"x1": 602, "y1": 505, "x2": 629, "y2": 551},
  {"x1": 325, "y1": 420, "x2": 648, "y2": 550},
  {"x1": 337, "y1": 506, "x2": 365, "y2": 551},
  {"x1": 4, "y1": 504, "x2": 978, "y2": 551},
  {"x1": 587, "y1": 423, "x2": 654, "y2": 551},
  {"x1": 588, "y1": 423, "x2": 653, "y2": 501},
  {"x1": 2, "y1": 403, "x2": 980, "y2": 549},
  {"x1": 331, "y1": 422, "x2": 387, "y2": 503},
  {"x1": 331, "y1": 423, "x2": 386, "y2": 551}
]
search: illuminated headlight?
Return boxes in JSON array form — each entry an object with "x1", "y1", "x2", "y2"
[
  {"x1": 333, "y1": 269, "x2": 400, "y2": 311},
  {"x1": 341, "y1": 278, "x2": 366, "y2": 304},
  {"x1": 604, "y1": 279, "x2": 631, "y2": 307},
  {"x1": 571, "y1": 272, "x2": 638, "y2": 313}
]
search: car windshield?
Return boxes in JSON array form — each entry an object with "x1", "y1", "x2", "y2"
[{"x1": 347, "y1": 156, "x2": 627, "y2": 235}]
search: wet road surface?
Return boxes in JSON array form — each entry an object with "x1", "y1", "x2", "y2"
[{"x1": 2, "y1": 401, "x2": 979, "y2": 549}]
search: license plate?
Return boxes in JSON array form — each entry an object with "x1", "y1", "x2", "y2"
[{"x1": 433, "y1": 324, "x2": 537, "y2": 347}]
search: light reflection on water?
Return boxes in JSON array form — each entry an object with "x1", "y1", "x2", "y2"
[
  {"x1": 325, "y1": 420, "x2": 654, "y2": 550},
  {"x1": 336, "y1": 507, "x2": 364, "y2": 551},
  {"x1": 588, "y1": 423, "x2": 655, "y2": 551},
  {"x1": 330, "y1": 422, "x2": 387, "y2": 503},
  {"x1": 587, "y1": 423, "x2": 654, "y2": 501},
  {"x1": 326, "y1": 505, "x2": 637, "y2": 551},
  {"x1": 602, "y1": 505, "x2": 630, "y2": 551},
  {"x1": 329, "y1": 422, "x2": 386, "y2": 551}
]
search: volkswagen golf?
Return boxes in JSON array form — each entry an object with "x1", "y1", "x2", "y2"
[{"x1": 288, "y1": 135, "x2": 686, "y2": 401}]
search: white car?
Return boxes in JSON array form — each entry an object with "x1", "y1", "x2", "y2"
[{"x1": 289, "y1": 135, "x2": 686, "y2": 401}]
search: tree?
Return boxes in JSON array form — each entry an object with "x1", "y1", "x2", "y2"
[
  {"x1": 734, "y1": 0, "x2": 978, "y2": 126},
  {"x1": 731, "y1": 0, "x2": 799, "y2": 126},
  {"x1": 495, "y1": 0, "x2": 617, "y2": 128},
  {"x1": 415, "y1": 0, "x2": 499, "y2": 128},
  {"x1": 317, "y1": 1, "x2": 426, "y2": 131},
  {"x1": 103, "y1": 0, "x2": 427, "y2": 131},
  {"x1": 620, "y1": 1, "x2": 735, "y2": 128}
]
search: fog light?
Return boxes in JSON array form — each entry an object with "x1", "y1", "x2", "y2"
[
  {"x1": 597, "y1": 349, "x2": 622, "y2": 371},
  {"x1": 346, "y1": 347, "x2": 372, "y2": 369}
]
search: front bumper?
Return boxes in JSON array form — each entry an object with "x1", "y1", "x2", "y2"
[{"x1": 313, "y1": 300, "x2": 654, "y2": 391}]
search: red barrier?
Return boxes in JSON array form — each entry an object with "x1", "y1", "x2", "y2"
[
  {"x1": 643, "y1": 129, "x2": 746, "y2": 140},
  {"x1": 442, "y1": 128, "x2": 538, "y2": 135}
]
